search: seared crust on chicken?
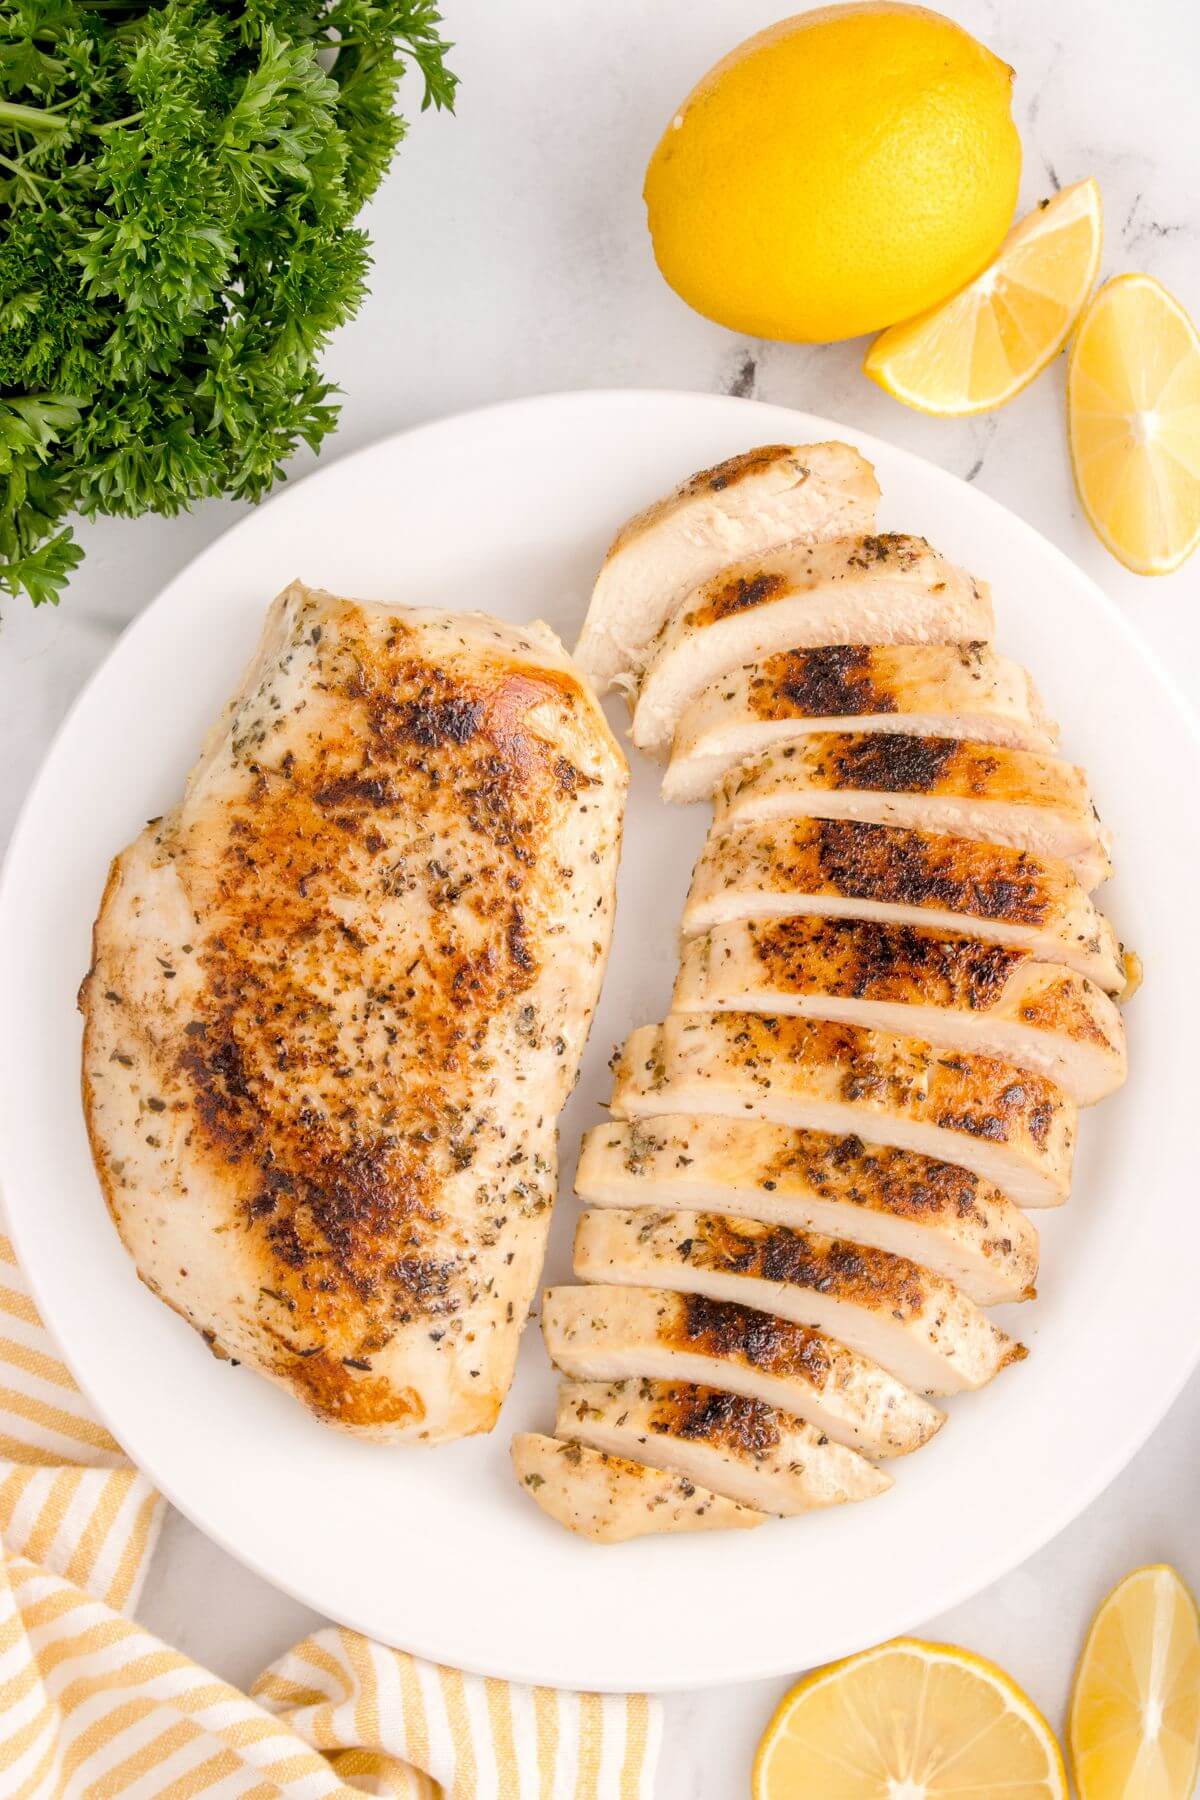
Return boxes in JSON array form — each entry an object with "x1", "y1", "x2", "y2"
[
  {"x1": 665, "y1": 643, "x2": 1059, "y2": 801},
  {"x1": 574, "y1": 1210, "x2": 1026, "y2": 1396},
  {"x1": 674, "y1": 919, "x2": 1126, "y2": 1103},
  {"x1": 684, "y1": 817, "x2": 1125, "y2": 993},
  {"x1": 632, "y1": 535, "x2": 995, "y2": 753},
  {"x1": 542, "y1": 1285, "x2": 945, "y2": 1457},
  {"x1": 611, "y1": 1016, "x2": 1077, "y2": 1207},
  {"x1": 82, "y1": 583, "x2": 627, "y2": 1443},
  {"x1": 511, "y1": 1433, "x2": 766, "y2": 1541},
  {"x1": 556, "y1": 1379, "x2": 891, "y2": 1515},
  {"x1": 520, "y1": 443, "x2": 1130, "y2": 1541},
  {"x1": 714, "y1": 736, "x2": 1111, "y2": 888},
  {"x1": 575, "y1": 442, "x2": 879, "y2": 693},
  {"x1": 574, "y1": 1117, "x2": 1038, "y2": 1304}
]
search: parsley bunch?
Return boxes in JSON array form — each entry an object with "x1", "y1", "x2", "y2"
[{"x1": 0, "y1": 0, "x2": 456, "y2": 607}]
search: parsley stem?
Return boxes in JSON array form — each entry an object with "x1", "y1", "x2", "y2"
[
  {"x1": 0, "y1": 100, "x2": 68, "y2": 133},
  {"x1": 90, "y1": 111, "x2": 146, "y2": 134}
]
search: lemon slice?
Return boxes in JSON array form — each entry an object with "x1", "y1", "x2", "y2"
[
  {"x1": 1068, "y1": 274, "x2": 1200, "y2": 574},
  {"x1": 753, "y1": 1635, "x2": 1067, "y2": 1799},
  {"x1": 864, "y1": 178, "x2": 1102, "y2": 415},
  {"x1": 1069, "y1": 1564, "x2": 1200, "y2": 1799}
]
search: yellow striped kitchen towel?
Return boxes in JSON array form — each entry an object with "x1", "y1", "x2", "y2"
[{"x1": 0, "y1": 1233, "x2": 661, "y2": 1797}]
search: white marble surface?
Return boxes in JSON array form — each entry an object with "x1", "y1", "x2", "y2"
[{"x1": 3, "y1": 0, "x2": 1199, "y2": 1790}]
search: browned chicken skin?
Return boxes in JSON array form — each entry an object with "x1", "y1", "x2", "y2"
[
  {"x1": 684, "y1": 815, "x2": 1125, "y2": 992},
  {"x1": 610, "y1": 1014, "x2": 1077, "y2": 1208},
  {"x1": 556, "y1": 1378, "x2": 891, "y2": 1514},
  {"x1": 713, "y1": 734, "x2": 1112, "y2": 887},
  {"x1": 665, "y1": 641, "x2": 1058, "y2": 801},
  {"x1": 543, "y1": 1284, "x2": 945, "y2": 1457},
  {"x1": 574, "y1": 1114, "x2": 1039, "y2": 1302},
  {"x1": 633, "y1": 534, "x2": 995, "y2": 753},
  {"x1": 674, "y1": 917, "x2": 1125, "y2": 1102},
  {"x1": 517, "y1": 441, "x2": 1133, "y2": 1541},
  {"x1": 574, "y1": 1209, "x2": 1025, "y2": 1397}
]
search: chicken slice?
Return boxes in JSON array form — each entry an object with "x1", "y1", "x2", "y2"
[
  {"x1": 664, "y1": 643, "x2": 1060, "y2": 802},
  {"x1": 511, "y1": 1433, "x2": 766, "y2": 1541},
  {"x1": 632, "y1": 535, "x2": 995, "y2": 753},
  {"x1": 557, "y1": 1380, "x2": 891, "y2": 1516},
  {"x1": 81, "y1": 584, "x2": 626, "y2": 1443},
  {"x1": 674, "y1": 919, "x2": 1125, "y2": 1104},
  {"x1": 611, "y1": 1017, "x2": 1076, "y2": 1208},
  {"x1": 714, "y1": 736, "x2": 1111, "y2": 888},
  {"x1": 574, "y1": 1211, "x2": 1026, "y2": 1397},
  {"x1": 575, "y1": 442, "x2": 879, "y2": 694},
  {"x1": 683, "y1": 816, "x2": 1126, "y2": 995},
  {"x1": 574, "y1": 1117, "x2": 1038, "y2": 1303},
  {"x1": 542, "y1": 1285, "x2": 944, "y2": 1457}
]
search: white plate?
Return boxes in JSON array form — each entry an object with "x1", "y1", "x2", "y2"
[{"x1": 2, "y1": 391, "x2": 1198, "y2": 1693}]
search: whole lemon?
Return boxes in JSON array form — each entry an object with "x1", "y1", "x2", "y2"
[{"x1": 644, "y1": 3, "x2": 1021, "y2": 343}]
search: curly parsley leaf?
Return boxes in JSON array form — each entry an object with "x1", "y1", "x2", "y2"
[{"x1": 0, "y1": 0, "x2": 456, "y2": 607}]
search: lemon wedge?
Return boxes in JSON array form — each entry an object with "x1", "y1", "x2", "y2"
[
  {"x1": 1069, "y1": 1564, "x2": 1200, "y2": 1799},
  {"x1": 864, "y1": 178, "x2": 1102, "y2": 415},
  {"x1": 753, "y1": 1635, "x2": 1067, "y2": 1799},
  {"x1": 1068, "y1": 274, "x2": 1200, "y2": 574}
]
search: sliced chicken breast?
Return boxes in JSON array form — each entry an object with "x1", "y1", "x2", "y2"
[
  {"x1": 574, "y1": 1211, "x2": 1026, "y2": 1397},
  {"x1": 542, "y1": 1285, "x2": 945, "y2": 1457},
  {"x1": 664, "y1": 643, "x2": 1060, "y2": 802},
  {"x1": 574, "y1": 1117, "x2": 1038, "y2": 1303},
  {"x1": 674, "y1": 919, "x2": 1126, "y2": 1104},
  {"x1": 611, "y1": 1016, "x2": 1076, "y2": 1208},
  {"x1": 683, "y1": 816, "x2": 1127, "y2": 995},
  {"x1": 511, "y1": 1433, "x2": 766, "y2": 1541},
  {"x1": 575, "y1": 442, "x2": 880, "y2": 694},
  {"x1": 557, "y1": 1380, "x2": 891, "y2": 1516},
  {"x1": 632, "y1": 535, "x2": 995, "y2": 754},
  {"x1": 714, "y1": 736, "x2": 1111, "y2": 888}
]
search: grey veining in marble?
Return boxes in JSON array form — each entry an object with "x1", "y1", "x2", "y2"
[{"x1": 3, "y1": 2, "x2": 1198, "y2": 1793}]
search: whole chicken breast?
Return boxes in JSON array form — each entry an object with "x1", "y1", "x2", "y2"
[
  {"x1": 632, "y1": 535, "x2": 995, "y2": 754},
  {"x1": 715, "y1": 735, "x2": 1112, "y2": 888},
  {"x1": 542, "y1": 1285, "x2": 945, "y2": 1457},
  {"x1": 575, "y1": 442, "x2": 880, "y2": 693},
  {"x1": 684, "y1": 816, "x2": 1126, "y2": 994},
  {"x1": 674, "y1": 919, "x2": 1126, "y2": 1103},
  {"x1": 664, "y1": 643, "x2": 1059, "y2": 802},
  {"x1": 556, "y1": 1379, "x2": 891, "y2": 1516},
  {"x1": 574, "y1": 1116, "x2": 1039, "y2": 1303},
  {"x1": 81, "y1": 583, "x2": 627, "y2": 1443},
  {"x1": 574, "y1": 1210, "x2": 1026, "y2": 1397},
  {"x1": 611, "y1": 1016, "x2": 1077, "y2": 1207}
]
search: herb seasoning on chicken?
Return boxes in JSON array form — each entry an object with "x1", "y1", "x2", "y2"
[
  {"x1": 81, "y1": 583, "x2": 627, "y2": 1442},
  {"x1": 516, "y1": 440, "x2": 1133, "y2": 1542}
]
